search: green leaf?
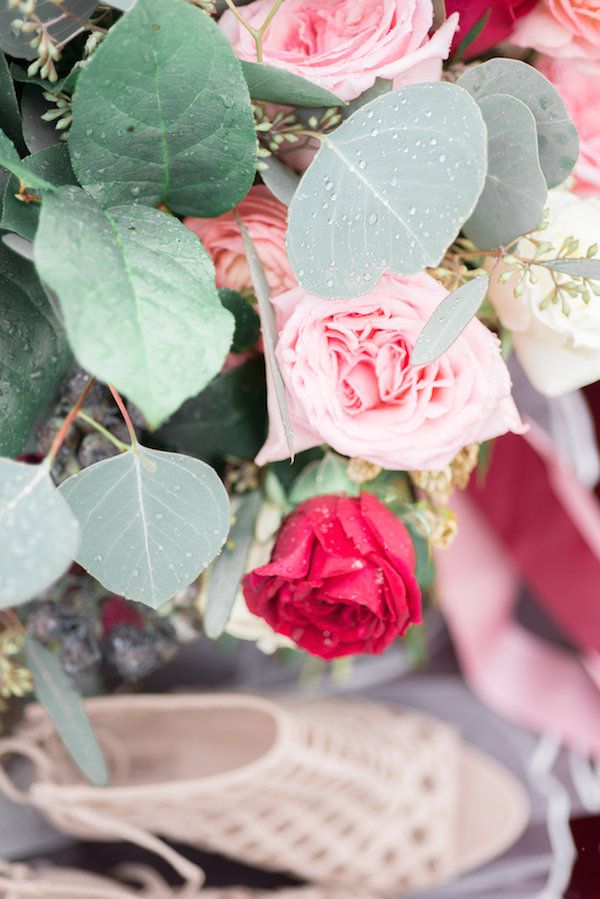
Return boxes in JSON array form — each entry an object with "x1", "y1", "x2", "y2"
[
  {"x1": 287, "y1": 82, "x2": 487, "y2": 298},
  {"x1": 219, "y1": 288, "x2": 261, "y2": 354},
  {"x1": 541, "y1": 258, "x2": 600, "y2": 280},
  {"x1": 0, "y1": 52, "x2": 25, "y2": 154},
  {"x1": 59, "y1": 446, "x2": 230, "y2": 609},
  {"x1": 454, "y1": 7, "x2": 491, "y2": 61},
  {"x1": 237, "y1": 215, "x2": 295, "y2": 459},
  {"x1": 34, "y1": 186, "x2": 234, "y2": 429},
  {"x1": 289, "y1": 452, "x2": 359, "y2": 505},
  {"x1": 69, "y1": 0, "x2": 256, "y2": 216},
  {"x1": 0, "y1": 459, "x2": 79, "y2": 608},
  {"x1": 25, "y1": 636, "x2": 109, "y2": 787},
  {"x1": 459, "y1": 58, "x2": 579, "y2": 189},
  {"x1": 462, "y1": 95, "x2": 547, "y2": 250},
  {"x1": 1, "y1": 143, "x2": 76, "y2": 241},
  {"x1": 20, "y1": 84, "x2": 61, "y2": 155},
  {"x1": 0, "y1": 128, "x2": 57, "y2": 190},
  {"x1": 204, "y1": 490, "x2": 261, "y2": 639},
  {"x1": 411, "y1": 274, "x2": 490, "y2": 367},
  {"x1": 261, "y1": 156, "x2": 300, "y2": 207},
  {"x1": 0, "y1": 0, "x2": 96, "y2": 60},
  {"x1": 241, "y1": 61, "x2": 345, "y2": 107},
  {"x1": 0, "y1": 242, "x2": 70, "y2": 457},
  {"x1": 405, "y1": 523, "x2": 435, "y2": 591},
  {"x1": 154, "y1": 357, "x2": 267, "y2": 465},
  {"x1": 342, "y1": 77, "x2": 393, "y2": 120}
]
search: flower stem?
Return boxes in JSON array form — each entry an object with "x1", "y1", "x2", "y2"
[
  {"x1": 76, "y1": 411, "x2": 131, "y2": 452},
  {"x1": 46, "y1": 376, "x2": 96, "y2": 465},
  {"x1": 223, "y1": 0, "x2": 285, "y2": 63},
  {"x1": 108, "y1": 385, "x2": 139, "y2": 450}
]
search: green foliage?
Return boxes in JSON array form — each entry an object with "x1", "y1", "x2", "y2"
[
  {"x1": 59, "y1": 445, "x2": 230, "y2": 609},
  {"x1": 0, "y1": 52, "x2": 25, "y2": 154},
  {"x1": 0, "y1": 458, "x2": 79, "y2": 607},
  {"x1": 1, "y1": 143, "x2": 76, "y2": 240},
  {"x1": 0, "y1": 242, "x2": 71, "y2": 457},
  {"x1": 154, "y1": 357, "x2": 267, "y2": 465},
  {"x1": 69, "y1": 0, "x2": 257, "y2": 216},
  {"x1": 286, "y1": 82, "x2": 487, "y2": 298},
  {"x1": 0, "y1": 128, "x2": 57, "y2": 190},
  {"x1": 463, "y1": 95, "x2": 547, "y2": 249},
  {"x1": 204, "y1": 490, "x2": 262, "y2": 638},
  {"x1": 219, "y1": 289, "x2": 261, "y2": 354},
  {"x1": 25, "y1": 636, "x2": 109, "y2": 786},
  {"x1": 289, "y1": 452, "x2": 359, "y2": 505},
  {"x1": 411, "y1": 275, "x2": 490, "y2": 367},
  {"x1": 241, "y1": 61, "x2": 345, "y2": 107},
  {"x1": 34, "y1": 186, "x2": 234, "y2": 428}
]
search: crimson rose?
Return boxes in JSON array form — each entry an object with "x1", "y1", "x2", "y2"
[
  {"x1": 242, "y1": 494, "x2": 421, "y2": 660},
  {"x1": 446, "y1": 0, "x2": 536, "y2": 57}
]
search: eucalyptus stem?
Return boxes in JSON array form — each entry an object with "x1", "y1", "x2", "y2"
[
  {"x1": 108, "y1": 384, "x2": 139, "y2": 449},
  {"x1": 223, "y1": 0, "x2": 285, "y2": 63},
  {"x1": 76, "y1": 411, "x2": 130, "y2": 452},
  {"x1": 46, "y1": 377, "x2": 95, "y2": 464}
]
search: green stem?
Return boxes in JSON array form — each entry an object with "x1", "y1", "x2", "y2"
[
  {"x1": 223, "y1": 0, "x2": 285, "y2": 63},
  {"x1": 76, "y1": 411, "x2": 130, "y2": 452}
]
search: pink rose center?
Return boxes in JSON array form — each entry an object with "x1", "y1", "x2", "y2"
[{"x1": 266, "y1": 0, "x2": 387, "y2": 56}]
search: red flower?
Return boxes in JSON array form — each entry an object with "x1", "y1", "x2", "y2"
[
  {"x1": 446, "y1": 0, "x2": 536, "y2": 57},
  {"x1": 102, "y1": 596, "x2": 144, "y2": 635},
  {"x1": 242, "y1": 494, "x2": 421, "y2": 660}
]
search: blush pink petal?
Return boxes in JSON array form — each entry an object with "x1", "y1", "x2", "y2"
[
  {"x1": 512, "y1": 1, "x2": 600, "y2": 62},
  {"x1": 256, "y1": 273, "x2": 524, "y2": 471}
]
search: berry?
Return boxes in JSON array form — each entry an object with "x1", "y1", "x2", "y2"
[
  {"x1": 77, "y1": 433, "x2": 119, "y2": 468},
  {"x1": 59, "y1": 625, "x2": 101, "y2": 675},
  {"x1": 101, "y1": 596, "x2": 144, "y2": 634},
  {"x1": 106, "y1": 621, "x2": 177, "y2": 682},
  {"x1": 27, "y1": 598, "x2": 80, "y2": 642}
]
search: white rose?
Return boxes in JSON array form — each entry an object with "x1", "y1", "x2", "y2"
[{"x1": 488, "y1": 189, "x2": 600, "y2": 397}]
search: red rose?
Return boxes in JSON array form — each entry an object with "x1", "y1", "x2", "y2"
[
  {"x1": 446, "y1": 0, "x2": 536, "y2": 57},
  {"x1": 242, "y1": 494, "x2": 421, "y2": 660}
]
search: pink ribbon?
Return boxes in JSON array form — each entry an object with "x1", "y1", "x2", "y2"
[{"x1": 436, "y1": 425, "x2": 600, "y2": 758}]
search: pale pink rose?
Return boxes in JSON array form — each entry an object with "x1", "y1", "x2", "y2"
[
  {"x1": 512, "y1": 0, "x2": 600, "y2": 62},
  {"x1": 219, "y1": 0, "x2": 459, "y2": 103},
  {"x1": 184, "y1": 186, "x2": 295, "y2": 297},
  {"x1": 536, "y1": 56, "x2": 600, "y2": 196},
  {"x1": 256, "y1": 273, "x2": 524, "y2": 471}
]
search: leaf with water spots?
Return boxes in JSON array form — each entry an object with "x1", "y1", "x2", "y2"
[
  {"x1": 241, "y1": 61, "x2": 344, "y2": 107},
  {"x1": 411, "y1": 274, "x2": 490, "y2": 367},
  {"x1": 69, "y1": 0, "x2": 256, "y2": 216},
  {"x1": 541, "y1": 258, "x2": 600, "y2": 280},
  {"x1": 0, "y1": 128, "x2": 57, "y2": 190},
  {"x1": 459, "y1": 58, "x2": 579, "y2": 190},
  {"x1": 25, "y1": 637, "x2": 109, "y2": 787},
  {"x1": 34, "y1": 186, "x2": 234, "y2": 429},
  {"x1": 0, "y1": 459, "x2": 79, "y2": 608},
  {"x1": 462, "y1": 94, "x2": 547, "y2": 249},
  {"x1": 59, "y1": 446, "x2": 230, "y2": 609},
  {"x1": 286, "y1": 82, "x2": 487, "y2": 299}
]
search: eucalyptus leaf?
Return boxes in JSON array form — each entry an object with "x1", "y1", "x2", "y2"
[
  {"x1": 237, "y1": 215, "x2": 295, "y2": 459},
  {"x1": 241, "y1": 61, "x2": 345, "y2": 107},
  {"x1": 204, "y1": 490, "x2": 261, "y2": 639},
  {"x1": 0, "y1": 52, "x2": 25, "y2": 153},
  {"x1": 34, "y1": 186, "x2": 234, "y2": 428},
  {"x1": 287, "y1": 82, "x2": 487, "y2": 298},
  {"x1": 541, "y1": 258, "x2": 600, "y2": 280},
  {"x1": 463, "y1": 94, "x2": 547, "y2": 250},
  {"x1": 1, "y1": 143, "x2": 76, "y2": 241},
  {"x1": 0, "y1": 242, "x2": 70, "y2": 457},
  {"x1": 342, "y1": 78, "x2": 393, "y2": 119},
  {"x1": 59, "y1": 446, "x2": 230, "y2": 609},
  {"x1": 459, "y1": 58, "x2": 579, "y2": 189},
  {"x1": 2, "y1": 232, "x2": 34, "y2": 261},
  {"x1": 0, "y1": 459, "x2": 79, "y2": 607},
  {"x1": 219, "y1": 288, "x2": 261, "y2": 354},
  {"x1": 289, "y1": 452, "x2": 359, "y2": 505},
  {"x1": 0, "y1": 129, "x2": 56, "y2": 190},
  {"x1": 260, "y1": 156, "x2": 301, "y2": 207},
  {"x1": 20, "y1": 84, "x2": 61, "y2": 155},
  {"x1": 154, "y1": 358, "x2": 267, "y2": 465},
  {"x1": 0, "y1": 0, "x2": 96, "y2": 60},
  {"x1": 411, "y1": 274, "x2": 490, "y2": 367},
  {"x1": 25, "y1": 637, "x2": 109, "y2": 787},
  {"x1": 69, "y1": 0, "x2": 256, "y2": 216}
]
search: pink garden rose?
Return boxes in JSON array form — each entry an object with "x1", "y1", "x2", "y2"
[
  {"x1": 184, "y1": 186, "x2": 295, "y2": 297},
  {"x1": 536, "y1": 56, "x2": 600, "y2": 196},
  {"x1": 512, "y1": 0, "x2": 600, "y2": 63},
  {"x1": 256, "y1": 273, "x2": 524, "y2": 471},
  {"x1": 219, "y1": 0, "x2": 458, "y2": 103}
]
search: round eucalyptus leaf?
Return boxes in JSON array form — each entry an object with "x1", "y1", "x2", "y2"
[
  {"x1": 287, "y1": 82, "x2": 487, "y2": 299},
  {"x1": 462, "y1": 94, "x2": 547, "y2": 250},
  {"x1": 459, "y1": 58, "x2": 579, "y2": 190},
  {"x1": 69, "y1": 0, "x2": 256, "y2": 216},
  {"x1": 34, "y1": 187, "x2": 234, "y2": 429},
  {"x1": 59, "y1": 446, "x2": 230, "y2": 609},
  {"x1": 0, "y1": 459, "x2": 79, "y2": 608}
]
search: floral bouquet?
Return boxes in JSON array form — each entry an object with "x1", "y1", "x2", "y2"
[{"x1": 0, "y1": 0, "x2": 599, "y2": 784}]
